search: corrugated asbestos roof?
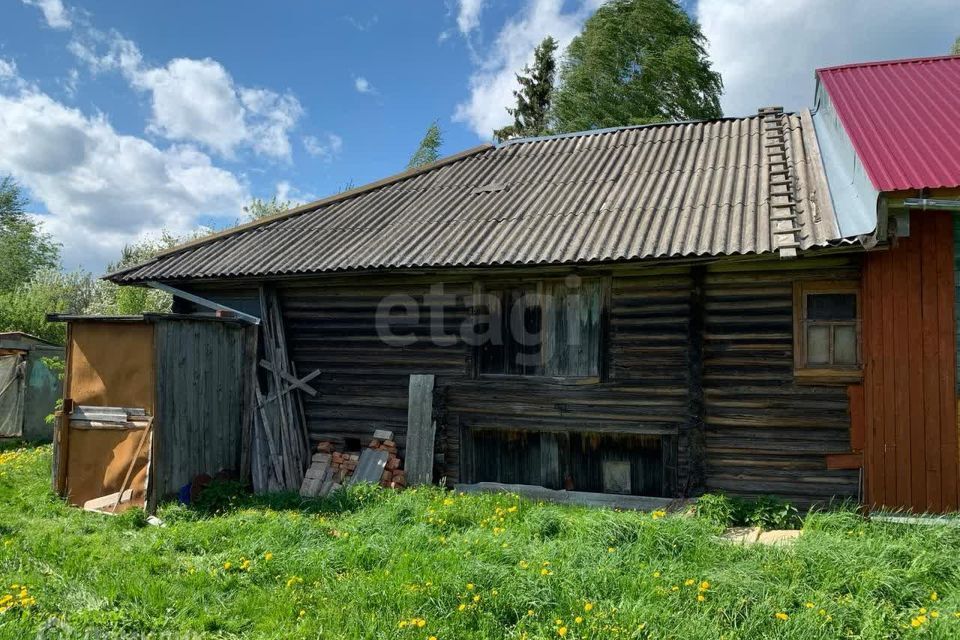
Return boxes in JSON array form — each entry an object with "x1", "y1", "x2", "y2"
[
  {"x1": 817, "y1": 55, "x2": 960, "y2": 192},
  {"x1": 109, "y1": 111, "x2": 841, "y2": 283}
]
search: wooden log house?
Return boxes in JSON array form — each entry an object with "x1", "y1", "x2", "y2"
[{"x1": 104, "y1": 55, "x2": 960, "y2": 512}]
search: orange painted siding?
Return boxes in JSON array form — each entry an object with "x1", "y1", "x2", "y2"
[{"x1": 862, "y1": 212, "x2": 959, "y2": 513}]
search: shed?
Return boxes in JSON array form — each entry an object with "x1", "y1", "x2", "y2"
[
  {"x1": 0, "y1": 332, "x2": 63, "y2": 441},
  {"x1": 48, "y1": 314, "x2": 253, "y2": 512}
]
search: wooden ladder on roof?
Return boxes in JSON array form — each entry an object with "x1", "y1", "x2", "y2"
[{"x1": 759, "y1": 106, "x2": 804, "y2": 259}]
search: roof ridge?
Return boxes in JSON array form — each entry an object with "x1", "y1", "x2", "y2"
[
  {"x1": 817, "y1": 54, "x2": 960, "y2": 75},
  {"x1": 104, "y1": 143, "x2": 495, "y2": 281},
  {"x1": 496, "y1": 113, "x2": 780, "y2": 147}
]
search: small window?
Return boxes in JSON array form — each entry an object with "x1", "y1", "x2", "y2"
[
  {"x1": 794, "y1": 281, "x2": 861, "y2": 381},
  {"x1": 476, "y1": 278, "x2": 603, "y2": 378}
]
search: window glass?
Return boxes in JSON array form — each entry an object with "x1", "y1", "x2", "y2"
[
  {"x1": 833, "y1": 325, "x2": 858, "y2": 364},
  {"x1": 807, "y1": 293, "x2": 857, "y2": 320},
  {"x1": 806, "y1": 325, "x2": 830, "y2": 365}
]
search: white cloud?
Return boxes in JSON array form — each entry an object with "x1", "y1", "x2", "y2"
[
  {"x1": 457, "y1": 0, "x2": 486, "y2": 35},
  {"x1": 22, "y1": 0, "x2": 71, "y2": 29},
  {"x1": 0, "y1": 85, "x2": 247, "y2": 270},
  {"x1": 453, "y1": 0, "x2": 603, "y2": 138},
  {"x1": 354, "y1": 76, "x2": 375, "y2": 94},
  {"x1": 698, "y1": 0, "x2": 960, "y2": 118},
  {"x1": 0, "y1": 59, "x2": 17, "y2": 79},
  {"x1": 303, "y1": 133, "x2": 343, "y2": 161},
  {"x1": 69, "y1": 30, "x2": 304, "y2": 161}
]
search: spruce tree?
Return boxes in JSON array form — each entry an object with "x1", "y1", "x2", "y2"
[{"x1": 494, "y1": 36, "x2": 558, "y2": 142}]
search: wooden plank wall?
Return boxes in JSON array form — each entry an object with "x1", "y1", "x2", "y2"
[
  {"x1": 702, "y1": 260, "x2": 860, "y2": 506},
  {"x1": 862, "y1": 212, "x2": 959, "y2": 513},
  {"x1": 184, "y1": 257, "x2": 863, "y2": 505},
  {"x1": 151, "y1": 319, "x2": 247, "y2": 502}
]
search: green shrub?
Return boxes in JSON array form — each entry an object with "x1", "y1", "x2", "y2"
[{"x1": 696, "y1": 493, "x2": 801, "y2": 530}]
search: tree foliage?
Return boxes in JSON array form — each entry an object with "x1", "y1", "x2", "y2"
[
  {"x1": 407, "y1": 122, "x2": 443, "y2": 169},
  {"x1": 0, "y1": 270, "x2": 98, "y2": 344},
  {"x1": 952, "y1": 36, "x2": 960, "y2": 55},
  {"x1": 243, "y1": 196, "x2": 294, "y2": 221},
  {"x1": 552, "y1": 0, "x2": 723, "y2": 132},
  {"x1": 494, "y1": 36, "x2": 559, "y2": 142},
  {"x1": 0, "y1": 175, "x2": 60, "y2": 293}
]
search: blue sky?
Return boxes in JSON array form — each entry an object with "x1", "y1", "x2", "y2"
[{"x1": 1, "y1": 0, "x2": 958, "y2": 272}]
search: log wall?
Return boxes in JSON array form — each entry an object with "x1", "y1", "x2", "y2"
[{"x1": 184, "y1": 256, "x2": 862, "y2": 505}]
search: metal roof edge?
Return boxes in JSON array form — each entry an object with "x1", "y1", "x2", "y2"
[
  {"x1": 816, "y1": 54, "x2": 960, "y2": 75},
  {"x1": 104, "y1": 143, "x2": 496, "y2": 282},
  {"x1": 810, "y1": 86, "x2": 881, "y2": 238}
]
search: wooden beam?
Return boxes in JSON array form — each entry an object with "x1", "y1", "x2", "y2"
[
  {"x1": 404, "y1": 374, "x2": 436, "y2": 486},
  {"x1": 456, "y1": 482, "x2": 674, "y2": 511},
  {"x1": 259, "y1": 359, "x2": 320, "y2": 396}
]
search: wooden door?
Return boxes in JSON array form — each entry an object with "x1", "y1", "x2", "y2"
[{"x1": 862, "y1": 212, "x2": 959, "y2": 513}]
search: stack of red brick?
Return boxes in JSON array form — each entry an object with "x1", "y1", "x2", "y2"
[
  {"x1": 368, "y1": 436, "x2": 406, "y2": 488},
  {"x1": 300, "y1": 429, "x2": 405, "y2": 498}
]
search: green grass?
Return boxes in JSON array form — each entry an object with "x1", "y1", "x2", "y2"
[{"x1": 1, "y1": 443, "x2": 960, "y2": 639}]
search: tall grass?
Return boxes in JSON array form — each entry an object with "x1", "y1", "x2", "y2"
[{"x1": 0, "y1": 443, "x2": 959, "y2": 638}]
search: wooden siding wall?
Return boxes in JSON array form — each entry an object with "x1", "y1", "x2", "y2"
[
  {"x1": 702, "y1": 261, "x2": 860, "y2": 505},
  {"x1": 151, "y1": 320, "x2": 247, "y2": 502},
  {"x1": 863, "y1": 212, "x2": 959, "y2": 513},
  {"x1": 185, "y1": 257, "x2": 862, "y2": 504}
]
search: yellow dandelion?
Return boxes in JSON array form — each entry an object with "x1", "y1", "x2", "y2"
[
  {"x1": 473, "y1": 595, "x2": 481, "y2": 603},
  {"x1": 775, "y1": 612, "x2": 789, "y2": 621},
  {"x1": 684, "y1": 579, "x2": 695, "y2": 586},
  {"x1": 697, "y1": 594, "x2": 706, "y2": 602},
  {"x1": 528, "y1": 610, "x2": 535, "y2": 617},
  {"x1": 584, "y1": 602, "x2": 594, "y2": 612},
  {"x1": 457, "y1": 604, "x2": 466, "y2": 612},
  {"x1": 416, "y1": 618, "x2": 426, "y2": 628},
  {"x1": 223, "y1": 562, "x2": 232, "y2": 570},
  {"x1": 398, "y1": 621, "x2": 408, "y2": 628},
  {"x1": 298, "y1": 610, "x2": 306, "y2": 618},
  {"x1": 699, "y1": 581, "x2": 710, "y2": 591},
  {"x1": 931, "y1": 610, "x2": 940, "y2": 619},
  {"x1": 652, "y1": 571, "x2": 661, "y2": 578},
  {"x1": 429, "y1": 637, "x2": 438, "y2": 640},
  {"x1": 804, "y1": 602, "x2": 814, "y2": 609},
  {"x1": 264, "y1": 552, "x2": 274, "y2": 561},
  {"x1": 557, "y1": 626, "x2": 568, "y2": 637},
  {"x1": 466, "y1": 583, "x2": 475, "y2": 590},
  {"x1": 931, "y1": 591, "x2": 939, "y2": 601},
  {"x1": 519, "y1": 560, "x2": 529, "y2": 569}
]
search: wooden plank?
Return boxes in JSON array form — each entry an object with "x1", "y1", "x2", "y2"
[
  {"x1": 83, "y1": 489, "x2": 133, "y2": 512},
  {"x1": 259, "y1": 359, "x2": 320, "y2": 396},
  {"x1": 455, "y1": 482, "x2": 673, "y2": 511},
  {"x1": 934, "y1": 213, "x2": 958, "y2": 510},
  {"x1": 404, "y1": 374, "x2": 436, "y2": 486},
  {"x1": 920, "y1": 215, "x2": 944, "y2": 512},
  {"x1": 826, "y1": 452, "x2": 863, "y2": 470},
  {"x1": 892, "y1": 238, "x2": 912, "y2": 508},
  {"x1": 847, "y1": 385, "x2": 865, "y2": 451},
  {"x1": 905, "y1": 230, "x2": 927, "y2": 510}
]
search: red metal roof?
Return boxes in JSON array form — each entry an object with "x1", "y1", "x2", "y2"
[{"x1": 817, "y1": 55, "x2": 960, "y2": 192}]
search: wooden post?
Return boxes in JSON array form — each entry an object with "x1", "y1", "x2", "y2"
[{"x1": 405, "y1": 374, "x2": 436, "y2": 486}]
